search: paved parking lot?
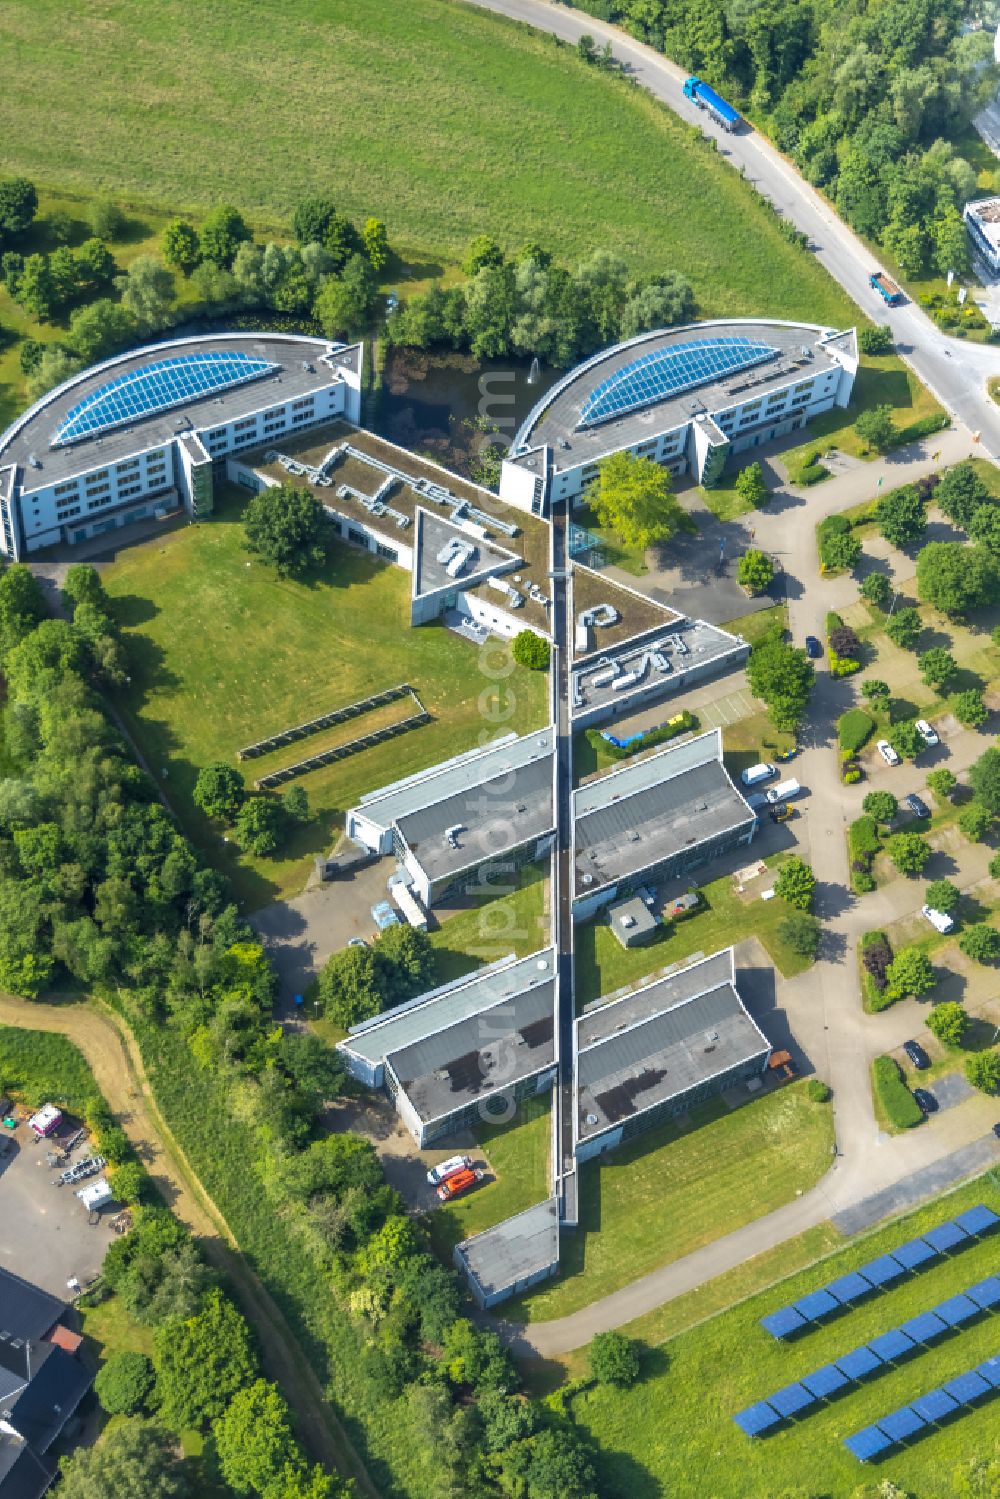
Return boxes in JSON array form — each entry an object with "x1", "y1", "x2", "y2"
[{"x1": 0, "y1": 1129, "x2": 111, "y2": 1296}]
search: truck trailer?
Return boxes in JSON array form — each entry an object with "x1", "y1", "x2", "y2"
[
  {"x1": 683, "y1": 76, "x2": 742, "y2": 131},
  {"x1": 869, "y1": 271, "x2": 903, "y2": 306}
]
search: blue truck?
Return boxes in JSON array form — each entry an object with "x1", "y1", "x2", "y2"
[
  {"x1": 869, "y1": 271, "x2": 903, "y2": 307},
  {"x1": 683, "y1": 76, "x2": 742, "y2": 132}
]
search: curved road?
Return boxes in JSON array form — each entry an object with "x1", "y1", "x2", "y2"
[
  {"x1": 0, "y1": 994, "x2": 376, "y2": 1497},
  {"x1": 462, "y1": 0, "x2": 1000, "y2": 454}
]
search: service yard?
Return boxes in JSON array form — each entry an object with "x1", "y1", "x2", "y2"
[{"x1": 0, "y1": 1124, "x2": 109, "y2": 1297}]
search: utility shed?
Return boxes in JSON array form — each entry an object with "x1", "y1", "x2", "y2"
[
  {"x1": 606, "y1": 895, "x2": 659, "y2": 948},
  {"x1": 454, "y1": 1197, "x2": 561, "y2": 1308}
]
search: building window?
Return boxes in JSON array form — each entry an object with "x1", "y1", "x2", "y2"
[
  {"x1": 119, "y1": 483, "x2": 142, "y2": 499},
  {"x1": 117, "y1": 459, "x2": 140, "y2": 476},
  {"x1": 291, "y1": 397, "x2": 315, "y2": 411},
  {"x1": 347, "y1": 526, "x2": 369, "y2": 547},
  {"x1": 86, "y1": 482, "x2": 111, "y2": 498},
  {"x1": 376, "y1": 543, "x2": 397, "y2": 561},
  {"x1": 54, "y1": 481, "x2": 79, "y2": 497},
  {"x1": 233, "y1": 417, "x2": 258, "y2": 433},
  {"x1": 57, "y1": 506, "x2": 81, "y2": 520}
]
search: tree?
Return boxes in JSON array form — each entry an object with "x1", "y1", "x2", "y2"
[
  {"x1": 888, "y1": 720, "x2": 925, "y2": 760},
  {"x1": 313, "y1": 258, "x2": 375, "y2": 339},
  {"x1": 927, "y1": 768, "x2": 957, "y2": 801},
  {"x1": 863, "y1": 791, "x2": 897, "y2": 823},
  {"x1": 90, "y1": 199, "x2": 126, "y2": 240},
  {"x1": 62, "y1": 563, "x2": 109, "y2": 615},
  {"x1": 235, "y1": 796, "x2": 284, "y2": 856},
  {"x1": 512, "y1": 630, "x2": 550, "y2": 670},
  {"x1": 965, "y1": 1051, "x2": 1000, "y2": 1093},
  {"x1": 58, "y1": 1418, "x2": 187, "y2": 1499},
  {"x1": 970, "y1": 747, "x2": 1000, "y2": 813},
  {"x1": 161, "y1": 218, "x2": 201, "y2": 273},
  {"x1": 737, "y1": 548, "x2": 774, "y2": 594},
  {"x1": 885, "y1": 946, "x2": 936, "y2": 999},
  {"x1": 926, "y1": 1000, "x2": 969, "y2": 1046},
  {"x1": 959, "y1": 801, "x2": 994, "y2": 842},
  {"x1": 589, "y1": 1330, "x2": 640, "y2": 1388},
  {"x1": 462, "y1": 234, "x2": 504, "y2": 276},
  {"x1": 283, "y1": 783, "x2": 309, "y2": 825},
  {"x1": 14, "y1": 253, "x2": 58, "y2": 319},
  {"x1": 734, "y1": 461, "x2": 768, "y2": 509},
  {"x1": 860, "y1": 571, "x2": 892, "y2": 609},
  {"x1": 618, "y1": 272, "x2": 695, "y2": 337},
  {"x1": 243, "y1": 484, "x2": 329, "y2": 577},
  {"x1": 925, "y1": 879, "x2": 960, "y2": 915},
  {"x1": 884, "y1": 607, "x2": 922, "y2": 649},
  {"x1": 821, "y1": 530, "x2": 862, "y2": 573},
  {"x1": 858, "y1": 324, "x2": 893, "y2": 355},
  {"x1": 967, "y1": 502, "x2": 1000, "y2": 556},
  {"x1": 885, "y1": 831, "x2": 930, "y2": 875},
  {"x1": 855, "y1": 404, "x2": 896, "y2": 452},
  {"x1": 75, "y1": 237, "x2": 116, "y2": 294},
  {"x1": 954, "y1": 688, "x2": 988, "y2": 729},
  {"x1": 861, "y1": 678, "x2": 891, "y2": 712},
  {"x1": 190, "y1": 260, "x2": 240, "y2": 308},
  {"x1": 498, "y1": 1430, "x2": 598, "y2": 1499},
  {"x1": 116, "y1": 255, "x2": 176, "y2": 332},
  {"x1": 917, "y1": 542, "x2": 998, "y2": 618},
  {"x1": 936, "y1": 463, "x2": 990, "y2": 529},
  {"x1": 199, "y1": 205, "x2": 251, "y2": 268},
  {"x1": 774, "y1": 856, "x2": 816, "y2": 910},
  {"x1": 932, "y1": 204, "x2": 970, "y2": 275},
  {"x1": 374, "y1": 924, "x2": 435, "y2": 1004},
  {"x1": 0, "y1": 178, "x2": 37, "y2": 238},
  {"x1": 362, "y1": 216, "x2": 390, "y2": 271},
  {"x1": 293, "y1": 196, "x2": 338, "y2": 248},
  {"x1": 918, "y1": 646, "x2": 957, "y2": 691},
  {"x1": 875, "y1": 485, "x2": 925, "y2": 548},
  {"x1": 213, "y1": 1379, "x2": 300, "y2": 1496},
  {"x1": 68, "y1": 298, "x2": 136, "y2": 362},
  {"x1": 747, "y1": 640, "x2": 815, "y2": 732},
  {"x1": 776, "y1": 911, "x2": 821, "y2": 959},
  {"x1": 153, "y1": 1288, "x2": 258, "y2": 1430},
  {"x1": 94, "y1": 1351, "x2": 156, "y2": 1416},
  {"x1": 960, "y1": 924, "x2": 1000, "y2": 963},
  {"x1": 588, "y1": 450, "x2": 683, "y2": 551},
  {"x1": 193, "y1": 762, "x2": 245, "y2": 821},
  {"x1": 463, "y1": 262, "x2": 515, "y2": 358},
  {"x1": 318, "y1": 944, "x2": 383, "y2": 1028}
]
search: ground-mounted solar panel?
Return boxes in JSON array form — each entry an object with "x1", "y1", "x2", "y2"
[
  {"x1": 911, "y1": 1387, "x2": 960, "y2": 1424},
  {"x1": 826, "y1": 1270, "x2": 873, "y2": 1304},
  {"x1": 898, "y1": 1311, "x2": 948, "y2": 1345},
  {"x1": 732, "y1": 1401, "x2": 782, "y2": 1437},
  {"x1": 891, "y1": 1237, "x2": 939, "y2": 1271},
  {"x1": 977, "y1": 1356, "x2": 1000, "y2": 1389},
  {"x1": 943, "y1": 1370, "x2": 991, "y2": 1406},
  {"x1": 844, "y1": 1424, "x2": 895, "y2": 1462},
  {"x1": 51, "y1": 350, "x2": 281, "y2": 448},
  {"x1": 954, "y1": 1204, "x2": 1000, "y2": 1237},
  {"x1": 768, "y1": 1382, "x2": 816, "y2": 1418},
  {"x1": 801, "y1": 1363, "x2": 851, "y2": 1399},
  {"x1": 878, "y1": 1405, "x2": 926, "y2": 1443},
  {"x1": 835, "y1": 1345, "x2": 884, "y2": 1381},
  {"x1": 968, "y1": 1277, "x2": 1000, "y2": 1311},
  {"x1": 934, "y1": 1294, "x2": 980, "y2": 1329},
  {"x1": 794, "y1": 1288, "x2": 839, "y2": 1322},
  {"x1": 923, "y1": 1220, "x2": 970, "y2": 1254},
  {"x1": 868, "y1": 1328, "x2": 916, "y2": 1363},
  {"x1": 577, "y1": 337, "x2": 781, "y2": 428},
  {"x1": 760, "y1": 1305, "x2": 806, "y2": 1339},
  {"x1": 863, "y1": 1254, "x2": 907, "y2": 1288}
]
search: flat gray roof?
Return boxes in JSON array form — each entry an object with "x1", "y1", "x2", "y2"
[
  {"x1": 455, "y1": 1197, "x2": 560, "y2": 1299},
  {"x1": 576, "y1": 952, "x2": 769, "y2": 1137},
  {"x1": 389, "y1": 977, "x2": 556, "y2": 1125},
  {"x1": 579, "y1": 948, "x2": 734, "y2": 1047},
  {"x1": 572, "y1": 617, "x2": 746, "y2": 718},
  {"x1": 509, "y1": 320, "x2": 848, "y2": 475},
  {"x1": 606, "y1": 895, "x2": 658, "y2": 943},
  {"x1": 1, "y1": 333, "x2": 352, "y2": 490},
  {"x1": 340, "y1": 949, "x2": 555, "y2": 1067},
  {"x1": 573, "y1": 729, "x2": 755, "y2": 895},
  {"x1": 414, "y1": 510, "x2": 518, "y2": 597}
]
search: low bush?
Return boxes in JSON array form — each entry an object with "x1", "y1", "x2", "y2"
[
  {"x1": 894, "y1": 412, "x2": 950, "y2": 447},
  {"x1": 804, "y1": 1078, "x2": 832, "y2": 1103},
  {"x1": 94, "y1": 1351, "x2": 156, "y2": 1417},
  {"x1": 849, "y1": 816, "x2": 880, "y2": 858},
  {"x1": 861, "y1": 929, "x2": 894, "y2": 1010},
  {"x1": 512, "y1": 630, "x2": 550, "y2": 671},
  {"x1": 590, "y1": 710, "x2": 696, "y2": 761},
  {"x1": 872, "y1": 1055, "x2": 923, "y2": 1129},
  {"x1": 799, "y1": 462, "x2": 829, "y2": 486}
]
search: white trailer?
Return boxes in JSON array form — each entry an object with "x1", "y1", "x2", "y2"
[{"x1": 391, "y1": 882, "x2": 429, "y2": 932}]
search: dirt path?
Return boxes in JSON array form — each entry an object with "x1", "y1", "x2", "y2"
[{"x1": 0, "y1": 994, "x2": 377, "y2": 1498}]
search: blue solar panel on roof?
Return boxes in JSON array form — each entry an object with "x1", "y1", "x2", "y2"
[
  {"x1": 826, "y1": 1270, "x2": 873, "y2": 1304},
  {"x1": 51, "y1": 350, "x2": 280, "y2": 447},
  {"x1": 911, "y1": 1387, "x2": 959, "y2": 1423},
  {"x1": 943, "y1": 1370, "x2": 991, "y2": 1406},
  {"x1": 977, "y1": 1356, "x2": 1000, "y2": 1388},
  {"x1": 892, "y1": 1237, "x2": 938, "y2": 1270},
  {"x1": 844, "y1": 1425, "x2": 894, "y2": 1462},
  {"x1": 732, "y1": 1401, "x2": 782, "y2": 1437},
  {"x1": 577, "y1": 337, "x2": 781, "y2": 428},
  {"x1": 923, "y1": 1220, "x2": 969, "y2": 1254},
  {"x1": 899, "y1": 1311, "x2": 948, "y2": 1345},
  {"x1": 794, "y1": 1288, "x2": 839, "y2": 1322},
  {"x1": 934, "y1": 1294, "x2": 979, "y2": 1328},
  {"x1": 955, "y1": 1204, "x2": 1000, "y2": 1237},
  {"x1": 801, "y1": 1363, "x2": 851, "y2": 1399},
  {"x1": 879, "y1": 1405, "x2": 926, "y2": 1443},
  {"x1": 768, "y1": 1382, "x2": 815, "y2": 1418},
  {"x1": 836, "y1": 1345, "x2": 884, "y2": 1381},
  {"x1": 760, "y1": 1305, "x2": 806, "y2": 1339},
  {"x1": 969, "y1": 1278, "x2": 1000, "y2": 1311},
  {"x1": 869, "y1": 1329, "x2": 916, "y2": 1363},
  {"x1": 863, "y1": 1254, "x2": 907, "y2": 1287}
]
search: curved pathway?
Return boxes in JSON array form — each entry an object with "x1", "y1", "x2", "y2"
[
  {"x1": 0, "y1": 994, "x2": 377, "y2": 1497},
  {"x1": 462, "y1": 0, "x2": 1000, "y2": 454}
]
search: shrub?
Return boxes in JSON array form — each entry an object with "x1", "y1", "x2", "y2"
[
  {"x1": 885, "y1": 607, "x2": 922, "y2": 649},
  {"x1": 839, "y1": 709, "x2": 876, "y2": 755},
  {"x1": 94, "y1": 1351, "x2": 156, "y2": 1416},
  {"x1": 885, "y1": 831, "x2": 930, "y2": 875},
  {"x1": 959, "y1": 925, "x2": 1000, "y2": 964},
  {"x1": 872, "y1": 1056, "x2": 923, "y2": 1129},
  {"x1": 858, "y1": 324, "x2": 893, "y2": 355},
  {"x1": 776, "y1": 911, "x2": 821, "y2": 959},
  {"x1": 860, "y1": 572, "x2": 892, "y2": 609},
  {"x1": 849, "y1": 815, "x2": 881, "y2": 858},
  {"x1": 954, "y1": 688, "x2": 988, "y2": 729},
  {"x1": 589, "y1": 1331, "x2": 641, "y2": 1388},
  {"x1": 773, "y1": 856, "x2": 816, "y2": 911},
  {"x1": 863, "y1": 791, "x2": 897, "y2": 823},
  {"x1": 512, "y1": 630, "x2": 550, "y2": 670},
  {"x1": 861, "y1": 931, "x2": 892, "y2": 990},
  {"x1": 590, "y1": 711, "x2": 696, "y2": 761},
  {"x1": 966, "y1": 1051, "x2": 1000, "y2": 1094},
  {"x1": 885, "y1": 946, "x2": 935, "y2": 999},
  {"x1": 804, "y1": 1078, "x2": 832, "y2": 1103},
  {"x1": 927, "y1": 1000, "x2": 969, "y2": 1047},
  {"x1": 799, "y1": 461, "x2": 829, "y2": 486},
  {"x1": 959, "y1": 801, "x2": 994, "y2": 842},
  {"x1": 927, "y1": 769, "x2": 957, "y2": 802}
]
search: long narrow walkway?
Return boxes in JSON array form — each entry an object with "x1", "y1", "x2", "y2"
[{"x1": 550, "y1": 498, "x2": 578, "y2": 1222}]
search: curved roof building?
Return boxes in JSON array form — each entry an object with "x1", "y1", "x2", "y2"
[
  {"x1": 499, "y1": 319, "x2": 857, "y2": 516},
  {"x1": 0, "y1": 332, "x2": 362, "y2": 558}
]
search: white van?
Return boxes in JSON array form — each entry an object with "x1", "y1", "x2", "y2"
[
  {"x1": 741, "y1": 762, "x2": 775, "y2": 787},
  {"x1": 921, "y1": 904, "x2": 954, "y2": 935},
  {"x1": 766, "y1": 778, "x2": 801, "y2": 804}
]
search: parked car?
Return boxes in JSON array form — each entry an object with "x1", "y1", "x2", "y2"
[
  {"x1": 436, "y1": 1167, "x2": 484, "y2": 1202},
  {"x1": 903, "y1": 1039, "x2": 930, "y2": 1070},
  {"x1": 904, "y1": 793, "x2": 930, "y2": 819},
  {"x1": 915, "y1": 719, "x2": 939, "y2": 748},
  {"x1": 877, "y1": 740, "x2": 900, "y2": 766},
  {"x1": 913, "y1": 1087, "x2": 938, "y2": 1115},
  {"x1": 747, "y1": 792, "x2": 769, "y2": 811},
  {"x1": 993, "y1": 1122, "x2": 1000, "y2": 1140},
  {"x1": 426, "y1": 1154, "x2": 472, "y2": 1187},
  {"x1": 347, "y1": 937, "x2": 368, "y2": 949},
  {"x1": 805, "y1": 635, "x2": 822, "y2": 659},
  {"x1": 765, "y1": 778, "x2": 801, "y2": 804},
  {"x1": 921, "y1": 904, "x2": 955, "y2": 935}
]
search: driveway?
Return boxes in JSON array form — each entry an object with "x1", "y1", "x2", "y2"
[{"x1": 0, "y1": 1130, "x2": 109, "y2": 1297}]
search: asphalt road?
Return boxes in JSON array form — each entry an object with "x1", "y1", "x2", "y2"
[{"x1": 462, "y1": 0, "x2": 1000, "y2": 454}]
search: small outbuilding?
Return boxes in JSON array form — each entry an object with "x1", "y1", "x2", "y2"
[
  {"x1": 454, "y1": 1197, "x2": 561, "y2": 1308},
  {"x1": 607, "y1": 895, "x2": 659, "y2": 948}
]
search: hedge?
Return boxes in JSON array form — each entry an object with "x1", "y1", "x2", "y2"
[
  {"x1": 839, "y1": 709, "x2": 876, "y2": 755},
  {"x1": 590, "y1": 710, "x2": 697, "y2": 761},
  {"x1": 893, "y1": 412, "x2": 950, "y2": 448},
  {"x1": 860, "y1": 928, "x2": 895, "y2": 1010},
  {"x1": 849, "y1": 817, "x2": 880, "y2": 858},
  {"x1": 872, "y1": 1055, "x2": 923, "y2": 1129}
]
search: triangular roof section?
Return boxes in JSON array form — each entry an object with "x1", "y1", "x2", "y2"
[
  {"x1": 818, "y1": 327, "x2": 859, "y2": 370},
  {"x1": 571, "y1": 562, "x2": 681, "y2": 661},
  {"x1": 411, "y1": 506, "x2": 521, "y2": 601}
]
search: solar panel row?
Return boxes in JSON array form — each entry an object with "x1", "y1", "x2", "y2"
[
  {"x1": 577, "y1": 337, "x2": 780, "y2": 429},
  {"x1": 735, "y1": 1272, "x2": 1000, "y2": 1440},
  {"x1": 845, "y1": 1355, "x2": 1000, "y2": 1461},
  {"x1": 759, "y1": 1205, "x2": 999, "y2": 1340},
  {"x1": 52, "y1": 351, "x2": 280, "y2": 448}
]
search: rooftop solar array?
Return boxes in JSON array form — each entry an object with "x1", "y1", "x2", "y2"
[
  {"x1": 51, "y1": 350, "x2": 280, "y2": 447},
  {"x1": 576, "y1": 337, "x2": 780, "y2": 429},
  {"x1": 759, "y1": 1205, "x2": 999, "y2": 1340},
  {"x1": 845, "y1": 1354, "x2": 1000, "y2": 1461}
]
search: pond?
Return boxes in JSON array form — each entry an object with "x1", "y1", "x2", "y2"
[{"x1": 374, "y1": 348, "x2": 562, "y2": 482}]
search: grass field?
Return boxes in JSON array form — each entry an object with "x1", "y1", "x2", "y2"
[
  {"x1": 574, "y1": 1172, "x2": 1000, "y2": 1499},
  {"x1": 0, "y1": 0, "x2": 856, "y2": 326},
  {"x1": 429, "y1": 865, "x2": 550, "y2": 986},
  {"x1": 0, "y1": 1025, "x2": 95, "y2": 1112},
  {"x1": 103, "y1": 490, "x2": 548, "y2": 909},
  {"x1": 512, "y1": 1081, "x2": 833, "y2": 1323}
]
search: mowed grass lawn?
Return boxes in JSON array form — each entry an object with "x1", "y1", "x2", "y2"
[
  {"x1": 103, "y1": 492, "x2": 548, "y2": 909},
  {"x1": 0, "y1": 0, "x2": 851, "y2": 321},
  {"x1": 576, "y1": 1174, "x2": 1000, "y2": 1499},
  {"x1": 429, "y1": 865, "x2": 550, "y2": 987}
]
